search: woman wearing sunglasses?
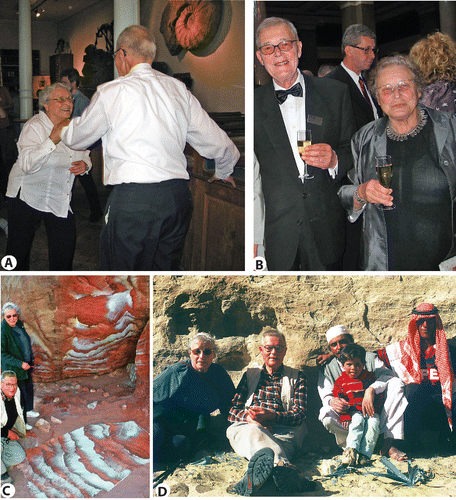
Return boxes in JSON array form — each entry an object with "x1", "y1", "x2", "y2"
[
  {"x1": 153, "y1": 332, "x2": 235, "y2": 472},
  {"x1": 1, "y1": 302, "x2": 39, "y2": 429}
]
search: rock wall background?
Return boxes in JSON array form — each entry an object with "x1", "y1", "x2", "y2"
[
  {"x1": 1, "y1": 275, "x2": 150, "y2": 389},
  {"x1": 153, "y1": 275, "x2": 456, "y2": 448}
]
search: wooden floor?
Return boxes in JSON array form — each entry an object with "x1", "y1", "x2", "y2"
[{"x1": 0, "y1": 185, "x2": 111, "y2": 272}]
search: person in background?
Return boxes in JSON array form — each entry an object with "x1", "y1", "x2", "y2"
[
  {"x1": 1, "y1": 371, "x2": 28, "y2": 485},
  {"x1": 409, "y1": 31, "x2": 456, "y2": 114},
  {"x1": 1, "y1": 302, "x2": 40, "y2": 428},
  {"x1": 60, "y1": 68, "x2": 103, "y2": 222},
  {"x1": 57, "y1": 25, "x2": 239, "y2": 271},
  {"x1": 338, "y1": 54, "x2": 456, "y2": 270},
  {"x1": 377, "y1": 303, "x2": 456, "y2": 455},
  {"x1": 325, "y1": 24, "x2": 382, "y2": 271},
  {"x1": 153, "y1": 333, "x2": 235, "y2": 469},
  {"x1": 317, "y1": 64, "x2": 336, "y2": 77},
  {"x1": 5, "y1": 83, "x2": 91, "y2": 270}
]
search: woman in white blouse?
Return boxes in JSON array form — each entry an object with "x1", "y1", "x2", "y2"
[{"x1": 5, "y1": 83, "x2": 91, "y2": 270}]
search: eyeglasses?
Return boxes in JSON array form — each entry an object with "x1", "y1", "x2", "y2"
[
  {"x1": 258, "y1": 40, "x2": 297, "y2": 55},
  {"x1": 48, "y1": 97, "x2": 74, "y2": 103},
  {"x1": 350, "y1": 45, "x2": 378, "y2": 55},
  {"x1": 113, "y1": 48, "x2": 126, "y2": 59},
  {"x1": 191, "y1": 348, "x2": 214, "y2": 356},
  {"x1": 5, "y1": 314, "x2": 18, "y2": 319},
  {"x1": 378, "y1": 79, "x2": 415, "y2": 98},
  {"x1": 2, "y1": 383, "x2": 17, "y2": 388},
  {"x1": 262, "y1": 345, "x2": 286, "y2": 353}
]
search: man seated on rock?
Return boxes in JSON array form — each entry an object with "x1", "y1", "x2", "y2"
[
  {"x1": 318, "y1": 325, "x2": 408, "y2": 461},
  {"x1": 153, "y1": 332, "x2": 235, "y2": 470},
  {"x1": 377, "y1": 303, "x2": 456, "y2": 456},
  {"x1": 226, "y1": 327, "x2": 316, "y2": 496},
  {"x1": 1, "y1": 371, "x2": 27, "y2": 484}
]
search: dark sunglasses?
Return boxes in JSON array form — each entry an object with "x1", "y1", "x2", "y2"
[
  {"x1": 191, "y1": 348, "x2": 213, "y2": 356},
  {"x1": 5, "y1": 314, "x2": 18, "y2": 319}
]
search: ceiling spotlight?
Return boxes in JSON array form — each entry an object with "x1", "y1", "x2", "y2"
[{"x1": 35, "y1": 9, "x2": 40, "y2": 17}]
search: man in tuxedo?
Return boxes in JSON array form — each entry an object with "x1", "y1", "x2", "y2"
[
  {"x1": 325, "y1": 24, "x2": 381, "y2": 270},
  {"x1": 254, "y1": 17, "x2": 356, "y2": 271}
]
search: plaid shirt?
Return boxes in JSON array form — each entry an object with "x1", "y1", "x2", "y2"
[{"x1": 228, "y1": 365, "x2": 307, "y2": 426}]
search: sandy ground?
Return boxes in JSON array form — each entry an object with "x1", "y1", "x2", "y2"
[
  {"x1": 9, "y1": 368, "x2": 149, "y2": 498},
  {"x1": 156, "y1": 444, "x2": 456, "y2": 497}
]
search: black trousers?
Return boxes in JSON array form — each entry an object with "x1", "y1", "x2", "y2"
[
  {"x1": 17, "y1": 376, "x2": 34, "y2": 422},
  {"x1": 100, "y1": 180, "x2": 193, "y2": 271},
  {"x1": 6, "y1": 196, "x2": 76, "y2": 270},
  {"x1": 404, "y1": 383, "x2": 455, "y2": 447},
  {"x1": 76, "y1": 171, "x2": 102, "y2": 217}
]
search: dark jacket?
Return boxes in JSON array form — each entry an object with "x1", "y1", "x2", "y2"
[
  {"x1": 1, "y1": 318, "x2": 33, "y2": 381},
  {"x1": 153, "y1": 359, "x2": 235, "y2": 427},
  {"x1": 254, "y1": 73, "x2": 357, "y2": 270},
  {"x1": 326, "y1": 64, "x2": 382, "y2": 132}
]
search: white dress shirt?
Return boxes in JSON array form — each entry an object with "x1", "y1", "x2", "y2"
[
  {"x1": 6, "y1": 111, "x2": 91, "y2": 218},
  {"x1": 274, "y1": 72, "x2": 338, "y2": 179},
  {"x1": 61, "y1": 63, "x2": 240, "y2": 185},
  {"x1": 341, "y1": 62, "x2": 379, "y2": 119}
]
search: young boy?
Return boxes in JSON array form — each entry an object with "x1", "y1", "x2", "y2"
[{"x1": 333, "y1": 343, "x2": 385, "y2": 466}]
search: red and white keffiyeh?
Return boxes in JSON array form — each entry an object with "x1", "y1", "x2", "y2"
[{"x1": 382, "y1": 303, "x2": 455, "y2": 429}]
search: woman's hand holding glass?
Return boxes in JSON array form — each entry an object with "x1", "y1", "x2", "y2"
[{"x1": 357, "y1": 179, "x2": 394, "y2": 207}]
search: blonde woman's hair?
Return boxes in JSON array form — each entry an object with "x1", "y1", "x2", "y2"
[{"x1": 410, "y1": 31, "x2": 456, "y2": 84}]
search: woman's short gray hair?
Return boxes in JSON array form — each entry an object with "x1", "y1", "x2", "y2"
[
  {"x1": 255, "y1": 17, "x2": 299, "y2": 49},
  {"x1": 188, "y1": 332, "x2": 216, "y2": 352},
  {"x1": 2, "y1": 302, "x2": 21, "y2": 317},
  {"x1": 368, "y1": 54, "x2": 426, "y2": 99},
  {"x1": 38, "y1": 83, "x2": 71, "y2": 111}
]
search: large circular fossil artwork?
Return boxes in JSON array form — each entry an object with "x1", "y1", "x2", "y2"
[{"x1": 160, "y1": 0, "x2": 223, "y2": 55}]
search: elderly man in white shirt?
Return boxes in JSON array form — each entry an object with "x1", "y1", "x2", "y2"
[
  {"x1": 6, "y1": 83, "x2": 90, "y2": 270},
  {"x1": 56, "y1": 25, "x2": 239, "y2": 271}
]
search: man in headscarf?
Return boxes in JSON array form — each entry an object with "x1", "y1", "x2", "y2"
[{"x1": 378, "y1": 303, "x2": 456, "y2": 454}]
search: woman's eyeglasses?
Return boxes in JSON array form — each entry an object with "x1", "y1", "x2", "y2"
[
  {"x1": 5, "y1": 314, "x2": 18, "y2": 319},
  {"x1": 191, "y1": 348, "x2": 214, "y2": 356}
]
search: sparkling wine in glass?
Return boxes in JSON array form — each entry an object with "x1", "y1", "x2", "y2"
[
  {"x1": 376, "y1": 155, "x2": 395, "y2": 210},
  {"x1": 297, "y1": 129, "x2": 313, "y2": 182}
]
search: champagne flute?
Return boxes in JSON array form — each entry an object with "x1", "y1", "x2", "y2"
[
  {"x1": 297, "y1": 130, "x2": 313, "y2": 182},
  {"x1": 375, "y1": 155, "x2": 395, "y2": 210}
]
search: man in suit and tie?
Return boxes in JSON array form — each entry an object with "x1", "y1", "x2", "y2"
[
  {"x1": 325, "y1": 24, "x2": 381, "y2": 270},
  {"x1": 254, "y1": 17, "x2": 356, "y2": 271},
  {"x1": 326, "y1": 24, "x2": 381, "y2": 131}
]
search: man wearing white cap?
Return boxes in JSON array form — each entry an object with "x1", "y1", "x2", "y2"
[{"x1": 317, "y1": 325, "x2": 408, "y2": 460}]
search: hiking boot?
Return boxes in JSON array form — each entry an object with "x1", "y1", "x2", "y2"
[
  {"x1": 272, "y1": 462, "x2": 316, "y2": 494},
  {"x1": 342, "y1": 447, "x2": 357, "y2": 466},
  {"x1": 357, "y1": 453, "x2": 370, "y2": 466},
  {"x1": 232, "y1": 447, "x2": 274, "y2": 496}
]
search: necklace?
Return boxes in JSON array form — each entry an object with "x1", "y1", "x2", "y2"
[{"x1": 386, "y1": 108, "x2": 428, "y2": 141}]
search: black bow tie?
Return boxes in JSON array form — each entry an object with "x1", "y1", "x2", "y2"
[{"x1": 275, "y1": 82, "x2": 303, "y2": 104}]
